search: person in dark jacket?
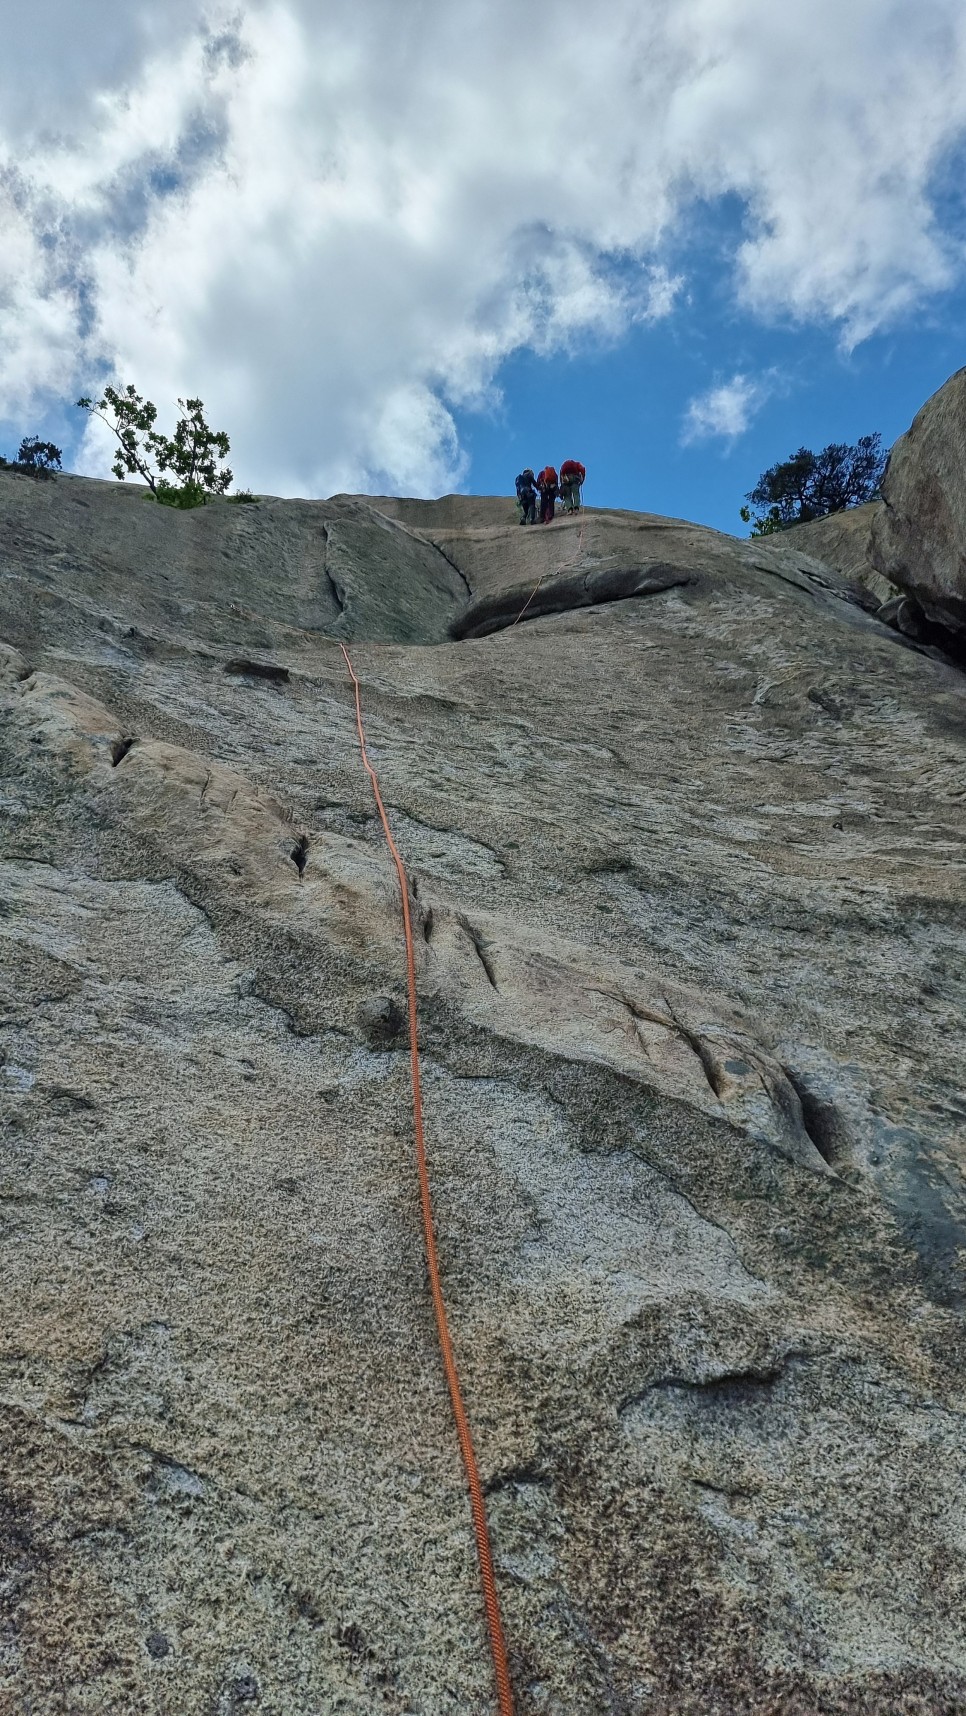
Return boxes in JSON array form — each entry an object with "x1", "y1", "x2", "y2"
[
  {"x1": 515, "y1": 468, "x2": 537, "y2": 525},
  {"x1": 536, "y1": 465, "x2": 558, "y2": 524},
  {"x1": 559, "y1": 458, "x2": 585, "y2": 513}
]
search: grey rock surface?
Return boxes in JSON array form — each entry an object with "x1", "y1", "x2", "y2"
[
  {"x1": 873, "y1": 365, "x2": 966, "y2": 642},
  {"x1": 2, "y1": 468, "x2": 966, "y2": 1714},
  {"x1": 774, "y1": 501, "x2": 897, "y2": 606}
]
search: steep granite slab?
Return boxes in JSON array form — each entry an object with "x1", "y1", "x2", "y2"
[
  {"x1": 2, "y1": 477, "x2": 965, "y2": 1714},
  {"x1": 0, "y1": 473, "x2": 469, "y2": 659},
  {"x1": 762, "y1": 501, "x2": 897, "y2": 607}
]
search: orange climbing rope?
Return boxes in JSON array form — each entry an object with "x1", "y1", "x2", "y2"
[
  {"x1": 510, "y1": 518, "x2": 585, "y2": 628},
  {"x1": 339, "y1": 642, "x2": 515, "y2": 1716}
]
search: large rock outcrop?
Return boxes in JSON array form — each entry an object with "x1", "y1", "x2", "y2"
[
  {"x1": 872, "y1": 365, "x2": 966, "y2": 644},
  {"x1": 2, "y1": 468, "x2": 965, "y2": 1714},
  {"x1": 779, "y1": 500, "x2": 897, "y2": 606}
]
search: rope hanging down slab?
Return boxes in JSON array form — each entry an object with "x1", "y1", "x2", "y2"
[
  {"x1": 339, "y1": 642, "x2": 515, "y2": 1716},
  {"x1": 510, "y1": 521, "x2": 585, "y2": 628}
]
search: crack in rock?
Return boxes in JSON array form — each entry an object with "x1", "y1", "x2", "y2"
[{"x1": 450, "y1": 562, "x2": 693, "y2": 639}]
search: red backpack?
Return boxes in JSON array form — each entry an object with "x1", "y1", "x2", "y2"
[{"x1": 539, "y1": 466, "x2": 558, "y2": 488}]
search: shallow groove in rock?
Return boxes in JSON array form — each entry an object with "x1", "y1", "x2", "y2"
[
  {"x1": 110, "y1": 736, "x2": 136, "y2": 767},
  {"x1": 320, "y1": 522, "x2": 347, "y2": 619},
  {"x1": 291, "y1": 834, "x2": 309, "y2": 877},
  {"x1": 618, "y1": 1359, "x2": 793, "y2": 1418},
  {"x1": 427, "y1": 535, "x2": 472, "y2": 599},
  {"x1": 783, "y1": 1066, "x2": 853, "y2": 1171},
  {"x1": 663, "y1": 998, "x2": 725, "y2": 1100},
  {"x1": 464, "y1": 921, "x2": 499, "y2": 990},
  {"x1": 224, "y1": 658, "x2": 290, "y2": 683},
  {"x1": 483, "y1": 1462, "x2": 550, "y2": 1497}
]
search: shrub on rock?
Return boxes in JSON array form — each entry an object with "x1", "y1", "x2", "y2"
[
  {"x1": 76, "y1": 384, "x2": 233, "y2": 508},
  {"x1": 0, "y1": 437, "x2": 63, "y2": 479}
]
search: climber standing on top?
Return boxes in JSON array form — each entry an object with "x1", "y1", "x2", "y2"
[
  {"x1": 515, "y1": 467, "x2": 537, "y2": 526},
  {"x1": 559, "y1": 458, "x2": 586, "y2": 514},
  {"x1": 536, "y1": 464, "x2": 558, "y2": 524}
]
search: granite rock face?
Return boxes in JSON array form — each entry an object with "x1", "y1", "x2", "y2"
[
  {"x1": 873, "y1": 365, "x2": 966, "y2": 644},
  {"x1": 2, "y1": 469, "x2": 966, "y2": 1715},
  {"x1": 779, "y1": 501, "x2": 897, "y2": 606}
]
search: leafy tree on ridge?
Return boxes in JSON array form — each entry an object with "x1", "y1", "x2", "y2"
[
  {"x1": 0, "y1": 437, "x2": 63, "y2": 478},
  {"x1": 76, "y1": 384, "x2": 233, "y2": 508},
  {"x1": 740, "y1": 433, "x2": 888, "y2": 536}
]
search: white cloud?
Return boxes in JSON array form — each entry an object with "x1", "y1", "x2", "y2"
[
  {"x1": 2, "y1": 0, "x2": 966, "y2": 494},
  {"x1": 0, "y1": 182, "x2": 81, "y2": 413},
  {"x1": 681, "y1": 371, "x2": 775, "y2": 444}
]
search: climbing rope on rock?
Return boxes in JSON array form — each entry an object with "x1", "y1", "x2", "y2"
[
  {"x1": 339, "y1": 641, "x2": 515, "y2": 1716},
  {"x1": 510, "y1": 521, "x2": 586, "y2": 628}
]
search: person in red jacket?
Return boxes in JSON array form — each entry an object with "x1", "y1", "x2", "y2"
[
  {"x1": 559, "y1": 459, "x2": 586, "y2": 513},
  {"x1": 536, "y1": 465, "x2": 558, "y2": 524}
]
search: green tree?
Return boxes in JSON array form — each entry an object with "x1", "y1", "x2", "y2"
[
  {"x1": 741, "y1": 433, "x2": 887, "y2": 535},
  {"x1": 76, "y1": 384, "x2": 233, "y2": 507},
  {"x1": 738, "y1": 504, "x2": 784, "y2": 537},
  {"x1": 0, "y1": 437, "x2": 63, "y2": 478}
]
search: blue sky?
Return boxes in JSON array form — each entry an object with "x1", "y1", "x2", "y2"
[
  {"x1": 3, "y1": 1, "x2": 966, "y2": 533},
  {"x1": 24, "y1": 249, "x2": 966, "y2": 538},
  {"x1": 456, "y1": 244, "x2": 966, "y2": 534}
]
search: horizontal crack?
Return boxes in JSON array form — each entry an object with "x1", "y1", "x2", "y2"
[
  {"x1": 224, "y1": 658, "x2": 290, "y2": 683},
  {"x1": 451, "y1": 563, "x2": 693, "y2": 639},
  {"x1": 483, "y1": 1462, "x2": 550, "y2": 1496}
]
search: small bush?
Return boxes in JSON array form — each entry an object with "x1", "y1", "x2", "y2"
[
  {"x1": 151, "y1": 479, "x2": 209, "y2": 511},
  {"x1": 1, "y1": 437, "x2": 63, "y2": 479},
  {"x1": 76, "y1": 384, "x2": 232, "y2": 505},
  {"x1": 227, "y1": 489, "x2": 258, "y2": 504}
]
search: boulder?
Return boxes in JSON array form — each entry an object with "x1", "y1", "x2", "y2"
[{"x1": 872, "y1": 365, "x2": 966, "y2": 642}]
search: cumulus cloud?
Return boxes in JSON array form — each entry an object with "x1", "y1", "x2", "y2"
[
  {"x1": 2, "y1": 0, "x2": 966, "y2": 494},
  {"x1": 681, "y1": 371, "x2": 776, "y2": 444}
]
